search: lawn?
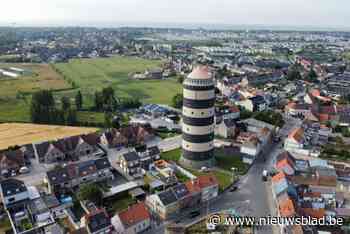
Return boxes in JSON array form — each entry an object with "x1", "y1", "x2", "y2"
[
  {"x1": 76, "y1": 111, "x2": 105, "y2": 125},
  {"x1": 157, "y1": 131, "x2": 179, "y2": 139},
  {"x1": 214, "y1": 148, "x2": 249, "y2": 174},
  {"x1": 103, "y1": 192, "x2": 135, "y2": 215},
  {"x1": 53, "y1": 56, "x2": 182, "y2": 105},
  {"x1": 0, "y1": 99, "x2": 30, "y2": 123},
  {"x1": 160, "y1": 147, "x2": 247, "y2": 191},
  {"x1": 160, "y1": 148, "x2": 182, "y2": 162}
]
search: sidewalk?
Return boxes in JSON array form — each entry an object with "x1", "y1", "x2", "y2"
[{"x1": 265, "y1": 180, "x2": 280, "y2": 234}]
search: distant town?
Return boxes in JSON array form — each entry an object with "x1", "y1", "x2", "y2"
[{"x1": 0, "y1": 26, "x2": 350, "y2": 234}]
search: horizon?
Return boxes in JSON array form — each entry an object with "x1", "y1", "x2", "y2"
[{"x1": 0, "y1": 21, "x2": 350, "y2": 32}]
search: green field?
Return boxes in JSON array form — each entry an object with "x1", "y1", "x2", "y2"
[
  {"x1": 0, "y1": 56, "x2": 182, "y2": 124},
  {"x1": 160, "y1": 147, "x2": 247, "y2": 191},
  {"x1": 0, "y1": 63, "x2": 72, "y2": 98},
  {"x1": 53, "y1": 56, "x2": 182, "y2": 104}
]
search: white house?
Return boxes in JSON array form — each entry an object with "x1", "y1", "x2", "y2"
[{"x1": 112, "y1": 202, "x2": 151, "y2": 234}]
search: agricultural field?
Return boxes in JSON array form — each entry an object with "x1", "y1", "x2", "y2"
[
  {"x1": 0, "y1": 56, "x2": 181, "y2": 124},
  {"x1": 0, "y1": 63, "x2": 72, "y2": 98},
  {"x1": 53, "y1": 56, "x2": 182, "y2": 104},
  {"x1": 0, "y1": 123, "x2": 98, "y2": 150}
]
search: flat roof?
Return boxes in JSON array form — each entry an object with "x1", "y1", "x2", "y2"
[{"x1": 0, "y1": 123, "x2": 98, "y2": 150}]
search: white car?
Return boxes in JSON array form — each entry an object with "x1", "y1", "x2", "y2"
[{"x1": 19, "y1": 167, "x2": 30, "y2": 174}]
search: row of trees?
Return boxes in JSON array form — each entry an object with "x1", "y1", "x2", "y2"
[
  {"x1": 30, "y1": 90, "x2": 78, "y2": 125},
  {"x1": 30, "y1": 86, "x2": 141, "y2": 127},
  {"x1": 93, "y1": 86, "x2": 141, "y2": 112}
]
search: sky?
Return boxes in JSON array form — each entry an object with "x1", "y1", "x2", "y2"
[{"x1": 1, "y1": 0, "x2": 349, "y2": 29}]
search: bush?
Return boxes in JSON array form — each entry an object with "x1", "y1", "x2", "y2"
[{"x1": 78, "y1": 183, "x2": 103, "y2": 206}]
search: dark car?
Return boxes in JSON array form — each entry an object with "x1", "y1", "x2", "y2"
[
  {"x1": 188, "y1": 210, "x2": 200, "y2": 218},
  {"x1": 230, "y1": 186, "x2": 238, "y2": 192}
]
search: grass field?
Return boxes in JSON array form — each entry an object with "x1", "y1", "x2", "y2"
[
  {"x1": 0, "y1": 123, "x2": 98, "y2": 150},
  {"x1": 0, "y1": 63, "x2": 71, "y2": 98},
  {"x1": 0, "y1": 56, "x2": 181, "y2": 124},
  {"x1": 160, "y1": 148, "x2": 182, "y2": 162},
  {"x1": 160, "y1": 147, "x2": 246, "y2": 191},
  {"x1": 53, "y1": 56, "x2": 182, "y2": 104}
]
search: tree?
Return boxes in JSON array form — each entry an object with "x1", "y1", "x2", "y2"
[
  {"x1": 254, "y1": 110, "x2": 285, "y2": 128},
  {"x1": 286, "y1": 65, "x2": 302, "y2": 81},
  {"x1": 66, "y1": 109, "x2": 78, "y2": 125},
  {"x1": 77, "y1": 184, "x2": 103, "y2": 205},
  {"x1": 61, "y1": 96, "x2": 71, "y2": 110},
  {"x1": 172, "y1": 94, "x2": 183, "y2": 109},
  {"x1": 94, "y1": 91, "x2": 104, "y2": 111},
  {"x1": 30, "y1": 90, "x2": 58, "y2": 124},
  {"x1": 104, "y1": 112, "x2": 113, "y2": 128},
  {"x1": 75, "y1": 91, "x2": 83, "y2": 110},
  {"x1": 102, "y1": 86, "x2": 117, "y2": 111},
  {"x1": 177, "y1": 75, "x2": 184, "y2": 84},
  {"x1": 306, "y1": 69, "x2": 318, "y2": 82},
  {"x1": 119, "y1": 98, "x2": 141, "y2": 109}
]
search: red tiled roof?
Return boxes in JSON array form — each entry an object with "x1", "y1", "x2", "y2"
[
  {"x1": 186, "y1": 174, "x2": 218, "y2": 192},
  {"x1": 197, "y1": 174, "x2": 218, "y2": 189},
  {"x1": 299, "y1": 208, "x2": 325, "y2": 219},
  {"x1": 272, "y1": 171, "x2": 286, "y2": 183},
  {"x1": 276, "y1": 158, "x2": 294, "y2": 171},
  {"x1": 118, "y1": 202, "x2": 150, "y2": 227},
  {"x1": 185, "y1": 180, "x2": 201, "y2": 194}
]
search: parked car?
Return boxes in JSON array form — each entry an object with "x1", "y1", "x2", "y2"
[
  {"x1": 230, "y1": 186, "x2": 238, "y2": 192},
  {"x1": 262, "y1": 170, "x2": 268, "y2": 182},
  {"x1": 188, "y1": 210, "x2": 200, "y2": 218},
  {"x1": 19, "y1": 166, "x2": 30, "y2": 174}
]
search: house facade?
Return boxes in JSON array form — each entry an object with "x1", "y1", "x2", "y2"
[
  {"x1": 112, "y1": 202, "x2": 151, "y2": 234},
  {"x1": 35, "y1": 133, "x2": 101, "y2": 164},
  {"x1": 46, "y1": 158, "x2": 113, "y2": 193}
]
